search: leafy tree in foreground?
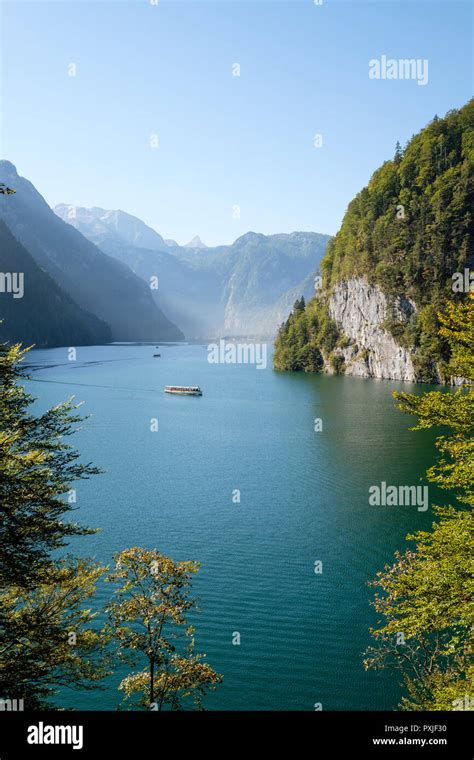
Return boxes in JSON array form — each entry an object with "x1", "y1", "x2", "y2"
[
  {"x1": 106, "y1": 547, "x2": 222, "y2": 710},
  {"x1": 0, "y1": 341, "x2": 108, "y2": 707},
  {"x1": 0, "y1": 342, "x2": 99, "y2": 587},
  {"x1": 0, "y1": 559, "x2": 109, "y2": 708},
  {"x1": 394, "y1": 294, "x2": 474, "y2": 507},
  {"x1": 364, "y1": 509, "x2": 473, "y2": 710},
  {"x1": 364, "y1": 296, "x2": 473, "y2": 710}
]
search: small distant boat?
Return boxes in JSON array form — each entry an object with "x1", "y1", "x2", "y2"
[
  {"x1": 164, "y1": 385, "x2": 202, "y2": 396},
  {"x1": 154, "y1": 353, "x2": 161, "y2": 357}
]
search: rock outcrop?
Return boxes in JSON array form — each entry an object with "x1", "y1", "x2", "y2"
[{"x1": 327, "y1": 278, "x2": 419, "y2": 381}]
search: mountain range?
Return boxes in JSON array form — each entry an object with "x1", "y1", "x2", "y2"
[
  {"x1": 0, "y1": 161, "x2": 183, "y2": 346},
  {"x1": 54, "y1": 204, "x2": 329, "y2": 340},
  {"x1": 0, "y1": 161, "x2": 329, "y2": 348}
]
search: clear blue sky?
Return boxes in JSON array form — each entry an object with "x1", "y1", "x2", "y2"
[{"x1": 1, "y1": 0, "x2": 472, "y2": 246}]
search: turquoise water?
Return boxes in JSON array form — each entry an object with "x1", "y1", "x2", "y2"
[{"x1": 25, "y1": 343, "x2": 443, "y2": 711}]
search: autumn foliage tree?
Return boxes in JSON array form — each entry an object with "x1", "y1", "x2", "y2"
[{"x1": 106, "y1": 548, "x2": 222, "y2": 710}]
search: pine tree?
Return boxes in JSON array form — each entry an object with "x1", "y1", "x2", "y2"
[{"x1": 394, "y1": 140, "x2": 403, "y2": 164}]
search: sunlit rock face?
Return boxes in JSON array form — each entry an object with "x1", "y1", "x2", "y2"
[{"x1": 327, "y1": 278, "x2": 419, "y2": 382}]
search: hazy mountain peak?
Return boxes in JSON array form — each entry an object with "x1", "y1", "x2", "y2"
[
  {"x1": 0, "y1": 169, "x2": 183, "y2": 343},
  {"x1": 185, "y1": 235, "x2": 207, "y2": 249},
  {"x1": 54, "y1": 204, "x2": 167, "y2": 251},
  {"x1": 54, "y1": 203, "x2": 80, "y2": 220},
  {"x1": 233, "y1": 231, "x2": 267, "y2": 245},
  {"x1": 0, "y1": 160, "x2": 19, "y2": 177}
]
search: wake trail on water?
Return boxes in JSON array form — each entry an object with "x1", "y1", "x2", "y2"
[{"x1": 28, "y1": 378, "x2": 160, "y2": 394}]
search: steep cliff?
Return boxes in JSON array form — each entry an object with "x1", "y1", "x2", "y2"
[
  {"x1": 327, "y1": 278, "x2": 418, "y2": 382},
  {"x1": 274, "y1": 100, "x2": 474, "y2": 383}
]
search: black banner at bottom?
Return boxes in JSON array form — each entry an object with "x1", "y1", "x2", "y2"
[{"x1": 0, "y1": 710, "x2": 471, "y2": 757}]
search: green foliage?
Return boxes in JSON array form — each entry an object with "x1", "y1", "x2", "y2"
[
  {"x1": 106, "y1": 547, "x2": 222, "y2": 711},
  {"x1": 438, "y1": 294, "x2": 474, "y2": 380},
  {"x1": 330, "y1": 354, "x2": 345, "y2": 374},
  {"x1": 0, "y1": 341, "x2": 108, "y2": 707},
  {"x1": 364, "y1": 298, "x2": 474, "y2": 710},
  {"x1": 273, "y1": 295, "x2": 339, "y2": 372},
  {"x1": 0, "y1": 341, "x2": 99, "y2": 587},
  {"x1": 364, "y1": 508, "x2": 473, "y2": 711},
  {"x1": 394, "y1": 297, "x2": 474, "y2": 506},
  {"x1": 0, "y1": 559, "x2": 109, "y2": 708},
  {"x1": 326, "y1": 101, "x2": 473, "y2": 296}
]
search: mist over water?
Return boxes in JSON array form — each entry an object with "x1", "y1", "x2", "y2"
[{"x1": 26, "y1": 343, "x2": 442, "y2": 710}]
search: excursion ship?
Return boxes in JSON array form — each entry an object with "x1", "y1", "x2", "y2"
[{"x1": 164, "y1": 385, "x2": 202, "y2": 396}]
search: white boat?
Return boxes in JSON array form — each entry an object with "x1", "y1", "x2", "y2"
[{"x1": 164, "y1": 385, "x2": 202, "y2": 396}]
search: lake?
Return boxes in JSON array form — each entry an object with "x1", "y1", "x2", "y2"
[{"x1": 25, "y1": 342, "x2": 442, "y2": 711}]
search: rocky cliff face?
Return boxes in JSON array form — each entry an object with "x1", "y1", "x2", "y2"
[{"x1": 326, "y1": 278, "x2": 421, "y2": 382}]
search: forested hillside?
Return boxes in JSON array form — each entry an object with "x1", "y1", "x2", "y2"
[{"x1": 275, "y1": 100, "x2": 474, "y2": 382}]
